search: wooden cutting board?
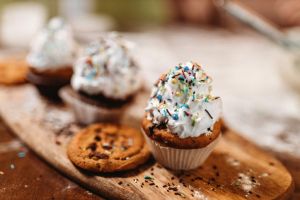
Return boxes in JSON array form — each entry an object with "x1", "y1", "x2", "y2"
[{"x1": 0, "y1": 84, "x2": 294, "y2": 200}]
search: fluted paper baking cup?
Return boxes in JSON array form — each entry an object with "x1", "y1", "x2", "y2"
[
  {"x1": 60, "y1": 88, "x2": 125, "y2": 125},
  {"x1": 142, "y1": 128, "x2": 221, "y2": 170}
]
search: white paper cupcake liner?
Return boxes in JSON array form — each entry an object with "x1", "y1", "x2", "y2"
[
  {"x1": 142, "y1": 128, "x2": 221, "y2": 170},
  {"x1": 60, "y1": 88, "x2": 126, "y2": 125}
]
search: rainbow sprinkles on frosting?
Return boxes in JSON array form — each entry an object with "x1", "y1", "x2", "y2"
[{"x1": 146, "y1": 61, "x2": 222, "y2": 138}]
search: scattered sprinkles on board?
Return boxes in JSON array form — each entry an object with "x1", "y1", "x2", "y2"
[
  {"x1": 231, "y1": 170, "x2": 268, "y2": 198},
  {"x1": 123, "y1": 160, "x2": 275, "y2": 199},
  {"x1": 226, "y1": 157, "x2": 241, "y2": 167},
  {"x1": 18, "y1": 151, "x2": 26, "y2": 158},
  {"x1": 127, "y1": 164, "x2": 237, "y2": 199}
]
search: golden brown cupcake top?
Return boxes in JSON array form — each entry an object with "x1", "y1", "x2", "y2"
[{"x1": 142, "y1": 115, "x2": 221, "y2": 149}]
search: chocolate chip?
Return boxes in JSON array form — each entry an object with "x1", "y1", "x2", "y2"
[
  {"x1": 88, "y1": 152, "x2": 94, "y2": 158},
  {"x1": 102, "y1": 143, "x2": 112, "y2": 150},
  {"x1": 94, "y1": 135, "x2": 101, "y2": 141},
  {"x1": 169, "y1": 187, "x2": 178, "y2": 191},
  {"x1": 55, "y1": 140, "x2": 61, "y2": 145},
  {"x1": 89, "y1": 152, "x2": 109, "y2": 160},
  {"x1": 157, "y1": 122, "x2": 167, "y2": 130},
  {"x1": 96, "y1": 152, "x2": 109, "y2": 159},
  {"x1": 95, "y1": 128, "x2": 102, "y2": 133},
  {"x1": 86, "y1": 142, "x2": 97, "y2": 151},
  {"x1": 149, "y1": 126, "x2": 155, "y2": 135}
]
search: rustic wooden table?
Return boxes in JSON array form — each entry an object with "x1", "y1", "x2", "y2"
[
  {"x1": 1, "y1": 27, "x2": 300, "y2": 199},
  {"x1": 0, "y1": 119, "x2": 103, "y2": 200}
]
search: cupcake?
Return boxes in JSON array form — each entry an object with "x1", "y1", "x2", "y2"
[
  {"x1": 60, "y1": 33, "x2": 141, "y2": 124},
  {"x1": 142, "y1": 61, "x2": 222, "y2": 170},
  {"x1": 27, "y1": 17, "x2": 77, "y2": 99}
]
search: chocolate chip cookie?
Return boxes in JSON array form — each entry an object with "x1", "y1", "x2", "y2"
[{"x1": 67, "y1": 123, "x2": 150, "y2": 172}]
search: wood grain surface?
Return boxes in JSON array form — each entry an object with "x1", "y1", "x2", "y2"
[
  {"x1": 0, "y1": 84, "x2": 294, "y2": 200},
  {"x1": 0, "y1": 119, "x2": 103, "y2": 200}
]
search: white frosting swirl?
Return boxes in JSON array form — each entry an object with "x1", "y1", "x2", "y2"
[
  {"x1": 71, "y1": 33, "x2": 141, "y2": 99},
  {"x1": 27, "y1": 17, "x2": 77, "y2": 70},
  {"x1": 146, "y1": 62, "x2": 222, "y2": 138}
]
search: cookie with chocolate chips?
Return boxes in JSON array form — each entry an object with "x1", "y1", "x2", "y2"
[{"x1": 67, "y1": 123, "x2": 150, "y2": 172}]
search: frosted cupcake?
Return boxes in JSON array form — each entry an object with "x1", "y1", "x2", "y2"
[
  {"x1": 142, "y1": 61, "x2": 222, "y2": 170},
  {"x1": 60, "y1": 33, "x2": 141, "y2": 124},
  {"x1": 27, "y1": 17, "x2": 77, "y2": 98}
]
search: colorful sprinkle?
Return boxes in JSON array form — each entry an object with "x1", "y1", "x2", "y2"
[
  {"x1": 157, "y1": 94, "x2": 162, "y2": 102},
  {"x1": 144, "y1": 175, "x2": 153, "y2": 180},
  {"x1": 86, "y1": 69, "x2": 96, "y2": 80},
  {"x1": 191, "y1": 120, "x2": 196, "y2": 126},
  {"x1": 166, "y1": 109, "x2": 172, "y2": 117},
  {"x1": 172, "y1": 113, "x2": 179, "y2": 120},
  {"x1": 146, "y1": 61, "x2": 220, "y2": 136},
  {"x1": 18, "y1": 152, "x2": 26, "y2": 158},
  {"x1": 162, "y1": 109, "x2": 167, "y2": 117},
  {"x1": 178, "y1": 75, "x2": 185, "y2": 81},
  {"x1": 175, "y1": 91, "x2": 181, "y2": 96},
  {"x1": 205, "y1": 109, "x2": 213, "y2": 119},
  {"x1": 183, "y1": 87, "x2": 189, "y2": 94},
  {"x1": 180, "y1": 104, "x2": 189, "y2": 109},
  {"x1": 184, "y1": 111, "x2": 190, "y2": 116}
]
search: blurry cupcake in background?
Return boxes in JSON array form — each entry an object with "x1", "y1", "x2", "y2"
[
  {"x1": 142, "y1": 61, "x2": 222, "y2": 170},
  {"x1": 27, "y1": 17, "x2": 78, "y2": 99},
  {"x1": 60, "y1": 33, "x2": 141, "y2": 124}
]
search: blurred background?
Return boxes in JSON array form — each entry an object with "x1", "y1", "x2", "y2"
[
  {"x1": 1, "y1": 0, "x2": 300, "y2": 47},
  {"x1": 0, "y1": 0, "x2": 169, "y2": 47},
  {"x1": 0, "y1": 0, "x2": 300, "y2": 198}
]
